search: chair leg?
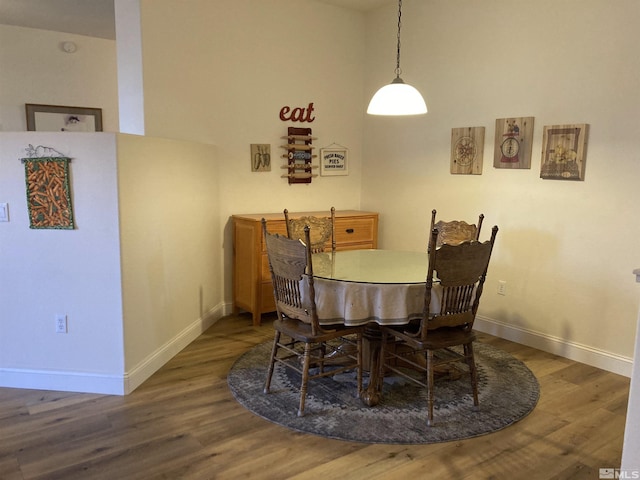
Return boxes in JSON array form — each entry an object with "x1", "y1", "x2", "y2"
[
  {"x1": 426, "y1": 349, "x2": 435, "y2": 426},
  {"x1": 464, "y1": 342, "x2": 479, "y2": 407},
  {"x1": 263, "y1": 331, "x2": 280, "y2": 394},
  {"x1": 298, "y1": 342, "x2": 312, "y2": 417},
  {"x1": 319, "y1": 342, "x2": 326, "y2": 374},
  {"x1": 356, "y1": 333, "x2": 363, "y2": 397}
]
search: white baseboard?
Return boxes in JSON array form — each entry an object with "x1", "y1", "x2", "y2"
[
  {"x1": 123, "y1": 303, "x2": 226, "y2": 394},
  {"x1": 0, "y1": 303, "x2": 227, "y2": 396},
  {"x1": 475, "y1": 315, "x2": 633, "y2": 377},
  {"x1": 0, "y1": 368, "x2": 127, "y2": 395}
]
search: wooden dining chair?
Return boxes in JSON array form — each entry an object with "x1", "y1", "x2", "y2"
[
  {"x1": 429, "y1": 209, "x2": 484, "y2": 251},
  {"x1": 261, "y1": 219, "x2": 363, "y2": 416},
  {"x1": 379, "y1": 224, "x2": 498, "y2": 426},
  {"x1": 284, "y1": 207, "x2": 336, "y2": 253}
]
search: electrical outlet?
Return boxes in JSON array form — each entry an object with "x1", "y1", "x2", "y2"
[
  {"x1": 497, "y1": 280, "x2": 507, "y2": 296},
  {"x1": 55, "y1": 314, "x2": 67, "y2": 333}
]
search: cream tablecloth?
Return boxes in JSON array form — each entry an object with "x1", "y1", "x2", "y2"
[{"x1": 302, "y1": 250, "x2": 442, "y2": 327}]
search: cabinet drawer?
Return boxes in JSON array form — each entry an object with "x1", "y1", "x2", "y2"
[
  {"x1": 335, "y1": 217, "x2": 376, "y2": 245},
  {"x1": 337, "y1": 242, "x2": 374, "y2": 251}
]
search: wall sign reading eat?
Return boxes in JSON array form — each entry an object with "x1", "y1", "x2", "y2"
[{"x1": 279, "y1": 102, "x2": 315, "y2": 123}]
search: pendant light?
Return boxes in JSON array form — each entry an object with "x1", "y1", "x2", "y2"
[{"x1": 367, "y1": 0, "x2": 427, "y2": 116}]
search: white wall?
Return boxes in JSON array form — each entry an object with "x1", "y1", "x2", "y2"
[
  {"x1": 621, "y1": 277, "x2": 640, "y2": 471},
  {"x1": 114, "y1": 0, "x2": 144, "y2": 135},
  {"x1": 0, "y1": 132, "x2": 221, "y2": 394},
  {"x1": 0, "y1": 24, "x2": 119, "y2": 132},
  {"x1": 0, "y1": 132, "x2": 125, "y2": 393},
  {"x1": 363, "y1": 0, "x2": 640, "y2": 372}
]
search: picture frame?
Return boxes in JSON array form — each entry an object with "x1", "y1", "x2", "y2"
[
  {"x1": 320, "y1": 147, "x2": 348, "y2": 176},
  {"x1": 450, "y1": 126, "x2": 485, "y2": 175},
  {"x1": 250, "y1": 144, "x2": 271, "y2": 172},
  {"x1": 493, "y1": 117, "x2": 534, "y2": 169},
  {"x1": 25, "y1": 103, "x2": 103, "y2": 132},
  {"x1": 540, "y1": 124, "x2": 589, "y2": 180}
]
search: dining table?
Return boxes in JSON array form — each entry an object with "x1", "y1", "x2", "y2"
[{"x1": 309, "y1": 249, "x2": 441, "y2": 406}]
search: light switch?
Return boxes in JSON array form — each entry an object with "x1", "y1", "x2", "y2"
[{"x1": 0, "y1": 203, "x2": 8, "y2": 222}]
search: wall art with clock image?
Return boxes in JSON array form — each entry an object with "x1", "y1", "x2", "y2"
[
  {"x1": 493, "y1": 117, "x2": 534, "y2": 169},
  {"x1": 451, "y1": 127, "x2": 484, "y2": 175},
  {"x1": 540, "y1": 124, "x2": 589, "y2": 181}
]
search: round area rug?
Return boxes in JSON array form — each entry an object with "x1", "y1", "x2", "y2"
[{"x1": 227, "y1": 341, "x2": 539, "y2": 444}]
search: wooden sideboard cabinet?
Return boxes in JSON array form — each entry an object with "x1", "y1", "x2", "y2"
[{"x1": 232, "y1": 210, "x2": 379, "y2": 326}]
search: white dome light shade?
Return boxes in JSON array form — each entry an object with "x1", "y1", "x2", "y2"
[{"x1": 367, "y1": 77, "x2": 427, "y2": 116}]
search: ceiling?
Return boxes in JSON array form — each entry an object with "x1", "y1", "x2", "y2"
[
  {"x1": 0, "y1": 0, "x2": 394, "y2": 40},
  {"x1": 0, "y1": 0, "x2": 116, "y2": 39}
]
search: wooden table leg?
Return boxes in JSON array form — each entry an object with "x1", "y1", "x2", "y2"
[{"x1": 360, "y1": 324, "x2": 383, "y2": 407}]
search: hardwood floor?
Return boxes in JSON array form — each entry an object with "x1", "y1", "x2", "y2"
[{"x1": 0, "y1": 313, "x2": 630, "y2": 479}]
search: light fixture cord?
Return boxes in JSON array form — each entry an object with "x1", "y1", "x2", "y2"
[{"x1": 395, "y1": 0, "x2": 402, "y2": 76}]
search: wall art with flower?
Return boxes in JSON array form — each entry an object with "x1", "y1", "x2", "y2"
[{"x1": 540, "y1": 124, "x2": 589, "y2": 181}]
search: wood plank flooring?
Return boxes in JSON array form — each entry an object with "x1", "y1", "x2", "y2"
[{"x1": 0, "y1": 313, "x2": 630, "y2": 479}]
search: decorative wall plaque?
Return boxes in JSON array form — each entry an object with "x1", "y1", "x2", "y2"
[
  {"x1": 451, "y1": 127, "x2": 484, "y2": 175},
  {"x1": 493, "y1": 117, "x2": 534, "y2": 169},
  {"x1": 250, "y1": 144, "x2": 271, "y2": 172},
  {"x1": 540, "y1": 124, "x2": 589, "y2": 180},
  {"x1": 320, "y1": 146, "x2": 348, "y2": 176},
  {"x1": 23, "y1": 157, "x2": 74, "y2": 229}
]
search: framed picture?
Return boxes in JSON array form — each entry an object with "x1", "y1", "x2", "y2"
[
  {"x1": 451, "y1": 126, "x2": 485, "y2": 175},
  {"x1": 25, "y1": 103, "x2": 103, "y2": 132},
  {"x1": 250, "y1": 144, "x2": 271, "y2": 172},
  {"x1": 320, "y1": 147, "x2": 348, "y2": 176},
  {"x1": 493, "y1": 117, "x2": 534, "y2": 169},
  {"x1": 540, "y1": 124, "x2": 589, "y2": 180}
]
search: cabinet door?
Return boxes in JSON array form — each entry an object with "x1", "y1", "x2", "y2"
[{"x1": 233, "y1": 220, "x2": 259, "y2": 313}]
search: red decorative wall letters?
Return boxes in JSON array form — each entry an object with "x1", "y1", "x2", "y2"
[{"x1": 279, "y1": 102, "x2": 315, "y2": 123}]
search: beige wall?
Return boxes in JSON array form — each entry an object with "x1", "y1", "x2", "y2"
[
  {"x1": 138, "y1": 0, "x2": 366, "y2": 209},
  {"x1": 137, "y1": 0, "x2": 369, "y2": 311},
  {"x1": 116, "y1": 134, "x2": 220, "y2": 377},
  {"x1": 135, "y1": 0, "x2": 640, "y2": 372},
  {"x1": 363, "y1": 0, "x2": 640, "y2": 369}
]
